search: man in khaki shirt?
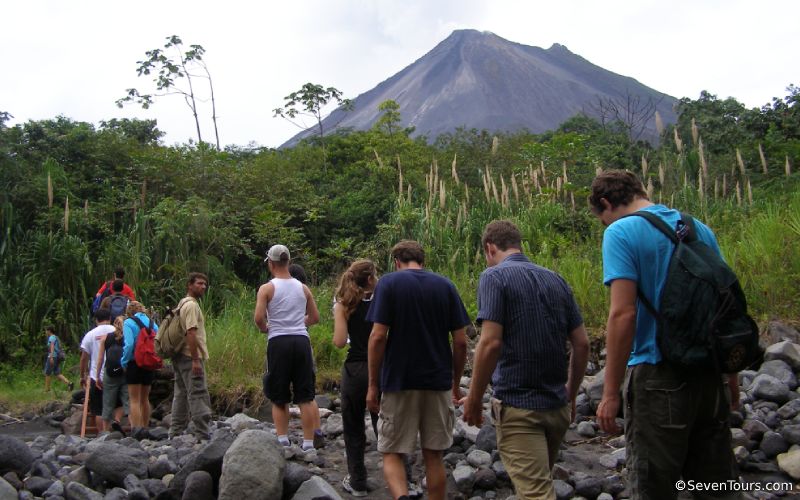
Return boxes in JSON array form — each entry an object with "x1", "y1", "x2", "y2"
[{"x1": 169, "y1": 272, "x2": 212, "y2": 440}]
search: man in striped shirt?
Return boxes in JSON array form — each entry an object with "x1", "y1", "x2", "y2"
[{"x1": 462, "y1": 220, "x2": 589, "y2": 500}]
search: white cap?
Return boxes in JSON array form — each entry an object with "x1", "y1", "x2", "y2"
[{"x1": 265, "y1": 244, "x2": 291, "y2": 262}]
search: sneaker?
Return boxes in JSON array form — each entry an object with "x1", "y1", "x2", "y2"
[
  {"x1": 341, "y1": 475, "x2": 367, "y2": 497},
  {"x1": 407, "y1": 481, "x2": 423, "y2": 498},
  {"x1": 313, "y1": 430, "x2": 325, "y2": 449}
]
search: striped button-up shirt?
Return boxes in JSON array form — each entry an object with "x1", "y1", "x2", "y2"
[{"x1": 477, "y1": 253, "x2": 583, "y2": 410}]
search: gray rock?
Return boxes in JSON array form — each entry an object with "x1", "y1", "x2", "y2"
[
  {"x1": 760, "y1": 431, "x2": 789, "y2": 458},
  {"x1": 0, "y1": 477, "x2": 16, "y2": 500},
  {"x1": 291, "y1": 476, "x2": 343, "y2": 500},
  {"x1": 148, "y1": 457, "x2": 178, "y2": 479},
  {"x1": 18, "y1": 491, "x2": 34, "y2": 500},
  {"x1": 64, "y1": 481, "x2": 103, "y2": 500},
  {"x1": 170, "y1": 429, "x2": 235, "y2": 494},
  {"x1": 750, "y1": 374, "x2": 791, "y2": 404},
  {"x1": 491, "y1": 460, "x2": 509, "y2": 482},
  {"x1": 321, "y1": 413, "x2": 344, "y2": 436},
  {"x1": 777, "y1": 447, "x2": 800, "y2": 480},
  {"x1": 765, "y1": 341, "x2": 800, "y2": 370},
  {"x1": 474, "y1": 468, "x2": 497, "y2": 489},
  {"x1": 574, "y1": 476, "x2": 603, "y2": 498},
  {"x1": 733, "y1": 445, "x2": 749, "y2": 463},
  {"x1": 283, "y1": 462, "x2": 312, "y2": 497},
  {"x1": 67, "y1": 466, "x2": 90, "y2": 487},
  {"x1": 444, "y1": 452, "x2": 465, "y2": 466},
  {"x1": 759, "y1": 360, "x2": 798, "y2": 391},
  {"x1": 225, "y1": 413, "x2": 260, "y2": 433},
  {"x1": 140, "y1": 478, "x2": 167, "y2": 498},
  {"x1": 148, "y1": 427, "x2": 169, "y2": 441},
  {"x1": 85, "y1": 443, "x2": 148, "y2": 486},
  {"x1": 102, "y1": 487, "x2": 128, "y2": 500},
  {"x1": 24, "y1": 476, "x2": 53, "y2": 496},
  {"x1": 781, "y1": 425, "x2": 800, "y2": 445},
  {"x1": 742, "y1": 419, "x2": 771, "y2": 441},
  {"x1": 315, "y1": 394, "x2": 334, "y2": 411},
  {"x1": 182, "y1": 471, "x2": 214, "y2": 500},
  {"x1": 455, "y1": 419, "x2": 481, "y2": 443},
  {"x1": 586, "y1": 369, "x2": 605, "y2": 410},
  {"x1": 466, "y1": 450, "x2": 492, "y2": 468},
  {"x1": 779, "y1": 399, "x2": 800, "y2": 420},
  {"x1": 768, "y1": 322, "x2": 800, "y2": 345},
  {"x1": 731, "y1": 428, "x2": 749, "y2": 448},
  {"x1": 554, "y1": 479, "x2": 574, "y2": 500},
  {"x1": 218, "y1": 430, "x2": 284, "y2": 500},
  {"x1": 475, "y1": 425, "x2": 497, "y2": 452},
  {"x1": 602, "y1": 474, "x2": 626, "y2": 497},
  {"x1": 576, "y1": 421, "x2": 596, "y2": 438},
  {"x1": 598, "y1": 447, "x2": 626, "y2": 469},
  {"x1": 0, "y1": 435, "x2": 35, "y2": 475},
  {"x1": 452, "y1": 465, "x2": 475, "y2": 493},
  {"x1": 2, "y1": 472, "x2": 21, "y2": 490},
  {"x1": 44, "y1": 480, "x2": 65, "y2": 498}
]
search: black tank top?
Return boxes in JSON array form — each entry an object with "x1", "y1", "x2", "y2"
[{"x1": 345, "y1": 299, "x2": 372, "y2": 363}]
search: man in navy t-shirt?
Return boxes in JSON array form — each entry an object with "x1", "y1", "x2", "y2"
[{"x1": 367, "y1": 240, "x2": 469, "y2": 500}]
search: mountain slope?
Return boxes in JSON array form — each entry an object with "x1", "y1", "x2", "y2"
[{"x1": 285, "y1": 29, "x2": 677, "y2": 145}]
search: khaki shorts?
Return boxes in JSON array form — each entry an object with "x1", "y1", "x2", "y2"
[{"x1": 378, "y1": 390, "x2": 454, "y2": 454}]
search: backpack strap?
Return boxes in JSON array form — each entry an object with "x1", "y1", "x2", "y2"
[{"x1": 130, "y1": 315, "x2": 152, "y2": 335}]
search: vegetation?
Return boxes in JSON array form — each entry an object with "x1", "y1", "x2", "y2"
[{"x1": 1, "y1": 84, "x2": 798, "y2": 409}]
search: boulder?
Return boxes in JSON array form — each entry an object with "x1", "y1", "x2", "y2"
[
  {"x1": 291, "y1": 476, "x2": 343, "y2": 500},
  {"x1": 218, "y1": 430, "x2": 284, "y2": 500},
  {"x1": 182, "y1": 471, "x2": 214, "y2": 500},
  {"x1": 85, "y1": 443, "x2": 149, "y2": 486},
  {"x1": 777, "y1": 447, "x2": 800, "y2": 479},
  {"x1": 0, "y1": 435, "x2": 35, "y2": 475},
  {"x1": 283, "y1": 462, "x2": 312, "y2": 497},
  {"x1": 750, "y1": 374, "x2": 791, "y2": 404},
  {"x1": 0, "y1": 477, "x2": 16, "y2": 500},
  {"x1": 768, "y1": 322, "x2": 800, "y2": 345},
  {"x1": 765, "y1": 341, "x2": 800, "y2": 370},
  {"x1": 170, "y1": 430, "x2": 235, "y2": 494},
  {"x1": 758, "y1": 360, "x2": 798, "y2": 391}
]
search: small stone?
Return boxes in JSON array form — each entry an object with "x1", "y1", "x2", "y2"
[
  {"x1": 576, "y1": 421, "x2": 596, "y2": 438},
  {"x1": 64, "y1": 481, "x2": 104, "y2": 500},
  {"x1": 24, "y1": 476, "x2": 53, "y2": 496},
  {"x1": 474, "y1": 468, "x2": 497, "y2": 489},
  {"x1": 765, "y1": 341, "x2": 800, "y2": 370},
  {"x1": 554, "y1": 479, "x2": 574, "y2": 500},
  {"x1": 491, "y1": 460, "x2": 509, "y2": 482},
  {"x1": 292, "y1": 476, "x2": 343, "y2": 500},
  {"x1": 750, "y1": 374, "x2": 790, "y2": 404},
  {"x1": 225, "y1": 413, "x2": 260, "y2": 433},
  {"x1": 467, "y1": 450, "x2": 492, "y2": 468},
  {"x1": 182, "y1": 470, "x2": 214, "y2": 500},
  {"x1": 598, "y1": 447, "x2": 626, "y2": 469},
  {"x1": 322, "y1": 413, "x2": 344, "y2": 436},
  {"x1": 777, "y1": 447, "x2": 800, "y2": 479},
  {"x1": 452, "y1": 465, "x2": 475, "y2": 493},
  {"x1": 760, "y1": 431, "x2": 789, "y2": 458}
]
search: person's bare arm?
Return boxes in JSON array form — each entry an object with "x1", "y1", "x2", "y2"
[
  {"x1": 186, "y1": 326, "x2": 203, "y2": 377},
  {"x1": 303, "y1": 285, "x2": 320, "y2": 327},
  {"x1": 254, "y1": 283, "x2": 274, "y2": 333},
  {"x1": 597, "y1": 279, "x2": 637, "y2": 434},
  {"x1": 462, "y1": 321, "x2": 503, "y2": 426},
  {"x1": 727, "y1": 373, "x2": 740, "y2": 410},
  {"x1": 333, "y1": 302, "x2": 348, "y2": 349},
  {"x1": 451, "y1": 327, "x2": 468, "y2": 403},
  {"x1": 566, "y1": 324, "x2": 590, "y2": 421},
  {"x1": 79, "y1": 350, "x2": 90, "y2": 387},
  {"x1": 366, "y1": 323, "x2": 389, "y2": 413},
  {"x1": 95, "y1": 335, "x2": 107, "y2": 390}
]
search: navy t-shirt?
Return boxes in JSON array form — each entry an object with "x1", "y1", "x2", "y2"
[{"x1": 366, "y1": 269, "x2": 470, "y2": 392}]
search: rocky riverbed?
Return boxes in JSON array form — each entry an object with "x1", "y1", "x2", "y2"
[{"x1": 1, "y1": 321, "x2": 799, "y2": 499}]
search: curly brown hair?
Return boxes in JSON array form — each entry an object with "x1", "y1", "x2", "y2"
[{"x1": 588, "y1": 170, "x2": 648, "y2": 214}]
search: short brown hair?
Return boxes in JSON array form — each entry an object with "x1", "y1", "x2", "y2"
[
  {"x1": 482, "y1": 220, "x2": 522, "y2": 251},
  {"x1": 188, "y1": 272, "x2": 208, "y2": 287},
  {"x1": 588, "y1": 170, "x2": 648, "y2": 214},
  {"x1": 391, "y1": 240, "x2": 425, "y2": 265}
]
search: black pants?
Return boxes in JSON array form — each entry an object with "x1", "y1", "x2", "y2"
[{"x1": 341, "y1": 360, "x2": 378, "y2": 490}]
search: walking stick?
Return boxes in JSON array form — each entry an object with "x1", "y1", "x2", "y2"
[{"x1": 80, "y1": 378, "x2": 90, "y2": 438}]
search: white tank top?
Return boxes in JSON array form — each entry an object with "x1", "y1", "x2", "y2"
[{"x1": 267, "y1": 278, "x2": 308, "y2": 339}]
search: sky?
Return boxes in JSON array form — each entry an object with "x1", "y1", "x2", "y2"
[{"x1": 1, "y1": 0, "x2": 797, "y2": 148}]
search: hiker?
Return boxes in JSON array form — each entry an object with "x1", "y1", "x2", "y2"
[
  {"x1": 79, "y1": 308, "x2": 115, "y2": 432},
  {"x1": 168, "y1": 272, "x2": 213, "y2": 440},
  {"x1": 461, "y1": 220, "x2": 589, "y2": 499},
  {"x1": 589, "y1": 170, "x2": 739, "y2": 499},
  {"x1": 255, "y1": 244, "x2": 321, "y2": 451},
  {"x1": 43, "y1": 326, "x2": 73, "y2": 392},
  {"x1": 99, "y1": 279, "x2": 130, "y2": 323},
  {"x1": 333, "y1": 259, "x2": 381, "y2": 496},
  {"x1": 122, "y1": 300, "x2": 159, "y2": 439},
  {"x1": 366, "y1": 240, "x2": 469, "y2": 500},
  {"x1": 95, "y1": 316, "x2": 129, "y2": 434},
  {"x1": 95, "y1": 266, "x2": 136, "y2": 301}
]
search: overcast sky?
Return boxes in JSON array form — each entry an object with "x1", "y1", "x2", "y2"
[{"x1": 2, "y1": 0, "x2": 796, "y2": 148}]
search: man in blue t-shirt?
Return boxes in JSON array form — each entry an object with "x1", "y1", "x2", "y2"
[
  {"x1": 366, "y1": 240, "x2": 469, "y2": 500},
  {"x1": 590, "y1": 170, "x2": 739, "y2": 500}
]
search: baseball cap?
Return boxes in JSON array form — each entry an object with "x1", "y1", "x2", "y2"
[{"x1": 265, "y1": 244, "x2": 291, "y2": 262}]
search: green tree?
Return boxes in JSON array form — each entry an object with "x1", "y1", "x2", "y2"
[
  {"x1": 273, "y1": 83, "x2": 352, "y2": 168},
  {"x1": 117, "y1": 35, "x2": 220, "y2": 149}
]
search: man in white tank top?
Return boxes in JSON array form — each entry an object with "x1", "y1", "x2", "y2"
[{"x1": 254, "y1": 245, "x2": 321, "y2": 450}]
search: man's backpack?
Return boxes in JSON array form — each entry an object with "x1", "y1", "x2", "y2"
[
  {"x1": 105, "y1": 336, "x2": 124, "y2": 377},
  {"x1": 629, "y1": 211, "x2": 762, "y2": 373},
  {"x1": 108, "y1": 294, "x2": 129, "y2": 322},
  {"x1": 131, "y1": 316, "x2": 163, "y2": 371},
  {"x1": 155, "y1": 299, "x2": 191, "y2": 359},
  {"x1": 91, "y1": 281, "x2": 112, "y2": 314}
]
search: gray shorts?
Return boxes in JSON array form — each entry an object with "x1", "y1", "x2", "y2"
[{"x1": 102, "y1": 375, "x2": 129, "y2": 421}]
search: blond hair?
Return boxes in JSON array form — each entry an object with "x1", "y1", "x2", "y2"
[{"x1": 126, "y1": 300, "x2": 146, "y2": 317}]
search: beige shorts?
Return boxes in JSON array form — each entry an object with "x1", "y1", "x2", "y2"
[{"x1": 377, "y1": 390, "x2": 455, "y2": 454}]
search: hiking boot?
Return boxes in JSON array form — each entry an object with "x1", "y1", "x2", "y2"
[
  {"x1": 341, "y1": 475, "x2": 367, "y2": 497},
  {"x1": 110, "y1": 421, "x2": 125, "y2": 437},
  {"x1": 407, "y1": 481, "x2": 423, "y2": 498},
  {"x1": 132, "y1": 427, "x2": 150, "y2": 440},
  {"x1": 313, "y1": 429, "x2": 325, "y2": 449}
]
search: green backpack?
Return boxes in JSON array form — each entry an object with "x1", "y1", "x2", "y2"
[
  {"x1": 155, "y1": 299, "x2": 192, "y2": 359},
  {"x1": 628, "y1": 211, "x2": 762, "y2": 373}
]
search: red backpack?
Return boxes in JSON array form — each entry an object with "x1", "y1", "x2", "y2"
[{"x1": 131, "y1": 316, "x2": 163, "y2": 371}]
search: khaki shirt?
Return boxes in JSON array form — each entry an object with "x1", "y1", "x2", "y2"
[{"x1": 178, "y1": 297, "x2": 208, "y2": 360}]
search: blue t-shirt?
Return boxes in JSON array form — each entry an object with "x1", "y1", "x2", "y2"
[
  {"x1": 366, "y1": 269, "x2": 470, "y2": 392},
  {"x1": 602, "y1": 204, "x2": 721, "y2": 365},
  {"x1": 47, "y1": 335, "x2": 59, "y2": 356},
  {"x1": 122, "y1": 313, "x2": 158, "y2": 368}
]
